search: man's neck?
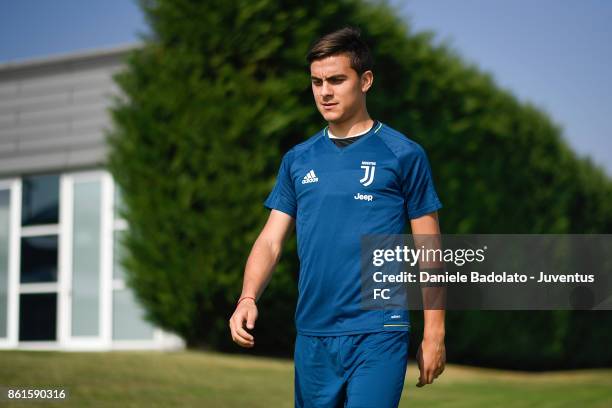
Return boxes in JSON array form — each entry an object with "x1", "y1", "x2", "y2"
[{"x1": 328, "y1": 114, "x2": 374, "y2": 139}]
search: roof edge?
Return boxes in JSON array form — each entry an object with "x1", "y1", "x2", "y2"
[{"x1": 0, "y1": 42, "x2": 145, "y2": 74}]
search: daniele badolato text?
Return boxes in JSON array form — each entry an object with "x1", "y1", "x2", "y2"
[
  {"x1": 372, "y1": 270, "x2": 595, "y2": 284},
  {"x1": 369, "y1": 245, "x2": 595, "y2": 299}
]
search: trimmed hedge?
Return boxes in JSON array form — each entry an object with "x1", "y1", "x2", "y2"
[{"x1": 107, "y1": 0, "x2": 612, "y2": 368}]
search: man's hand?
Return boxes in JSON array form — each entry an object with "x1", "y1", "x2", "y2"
[
  {"x1": 416, "y1": 336, "x2": 446, "y2": 387},
  {"x1": 229, "y1": 298, "x2": 258, "y2": 348}
]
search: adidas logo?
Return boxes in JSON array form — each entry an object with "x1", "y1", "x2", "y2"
[{"x1": 302, "y1": 170, "x2": 319, "y2": 184}]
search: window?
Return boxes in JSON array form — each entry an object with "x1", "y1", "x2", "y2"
[
  {"x1": 20, "y1": 236, "x2": 58, "y2": 283},
  {"x1": 71, "y1": 180, "x2": 102, "y2": 337},
  {"x1": 19, "y1": 173, "x2": 60, "y2": 342},
  {"x1": 21, "y1": 174, "x2": 59, "y2": 226},
  {"x1": 19, "y1": 293, "x2": 57, "y2": 341}
]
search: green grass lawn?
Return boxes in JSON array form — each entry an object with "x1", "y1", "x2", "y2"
[{"x1": 1, "y1": 350, "x2": 611, "y2": 407}]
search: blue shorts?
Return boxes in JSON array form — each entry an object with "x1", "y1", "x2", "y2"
[{"x1": 294, "y1": 331, "x2": 410, "y2": 408}]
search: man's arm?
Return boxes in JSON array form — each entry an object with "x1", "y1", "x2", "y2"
[
  {"x1": 410, "y1": 211, "x2": 446, "y2": 387},
  {"x1": 229, "y1": 209, "x2": 294, "y2": 348}
]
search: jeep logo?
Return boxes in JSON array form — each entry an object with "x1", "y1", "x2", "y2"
[{"x1": 354, "y1": 193, "x2": 373, "y2": 202}]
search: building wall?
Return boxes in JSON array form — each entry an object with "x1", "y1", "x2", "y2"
[
  {"x1": 0, "y1": 46, "x2": 133, "y2": 177},
  {"x1": 0, "y1": 46, "x2": 184, "y2": 351}
]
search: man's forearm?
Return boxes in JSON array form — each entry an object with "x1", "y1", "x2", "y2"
[
  {"x1": 423, "y1": 309, "x2": 445, "y2": 340},
  {"x1": 240, "y1": 237, "x2": 282, "y2": 301}
]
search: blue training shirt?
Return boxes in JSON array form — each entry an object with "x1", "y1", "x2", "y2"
[{"x1": 264, "y1": 122, "x2": 442, "y2": 335}]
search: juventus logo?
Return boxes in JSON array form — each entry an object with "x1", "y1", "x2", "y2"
[{"x1": 360, "y1": 161, "x2": 376, "y2": 186}]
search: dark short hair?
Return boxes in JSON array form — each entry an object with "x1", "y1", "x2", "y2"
[{"x1": 306, "y1": 27, "x2": 373, "y2": 76}]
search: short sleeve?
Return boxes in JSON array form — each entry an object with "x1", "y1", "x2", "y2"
[
  {"x1": 402, "y1": 145, "x2": 443, "y2": 219},
  {"x1": 264, "y1": 153, "x2": 297, "y2": 218}
]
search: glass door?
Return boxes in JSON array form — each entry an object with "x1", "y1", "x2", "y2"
[{"x1": 61, "y1": 171, "x2": 112, "y2": 349}]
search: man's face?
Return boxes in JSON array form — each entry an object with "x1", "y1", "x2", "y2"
[{"x1": 310, "y1": 54, "x2": 372, "y2": 123}]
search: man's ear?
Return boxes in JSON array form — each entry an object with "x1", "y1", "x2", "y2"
[{"x1": 361, "y1": 70, "x2": 374, "y2": 93}]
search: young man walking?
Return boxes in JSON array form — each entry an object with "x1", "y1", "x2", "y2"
[{"x1": 229, "y1": 27, "x2": 446, "y2": 407}]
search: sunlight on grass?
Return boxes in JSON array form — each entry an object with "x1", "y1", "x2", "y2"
[{"x1": 1, "y1": 350, "x2": 611, "y2": 407}]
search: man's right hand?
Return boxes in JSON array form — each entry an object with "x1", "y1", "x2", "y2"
[
  {"x1": 229, "y1": 298, "x2": 258, "y2": 348},
  {"x1": 229, "y1": 210, "x2": 294, "y2": 348}
]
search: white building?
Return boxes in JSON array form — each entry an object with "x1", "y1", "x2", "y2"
[{"x1": 0, "y1": 44, "x2": 184, "y2": 351}]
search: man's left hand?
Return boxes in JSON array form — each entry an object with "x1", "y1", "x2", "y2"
[{"x1": 416, "y1": 336, "x2": 446, "y2": 387}]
